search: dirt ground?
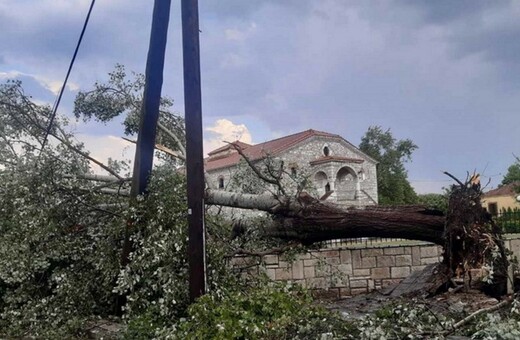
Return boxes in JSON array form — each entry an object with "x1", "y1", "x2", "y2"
[{"x1": 324, "y1": 289, "x2": 501, "y2": 321}]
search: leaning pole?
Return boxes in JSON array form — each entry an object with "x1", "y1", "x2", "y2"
[
  {"x1": 122, "y1": 0, "x2": 171, "y2": 266},
  {"x1": 182, "y1": 0, "x2": 207, "y2": 301}
]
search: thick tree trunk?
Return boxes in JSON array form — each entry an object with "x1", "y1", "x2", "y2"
[
  {"x1": 267, "y1": 207, "x2": 445, "y2": 245},
  {"x1": 207, "y1": 173, "x2": 511, "y2": 297},
  {"x1": 206, "y1": 190, "x2": 445, "y2": 245}
]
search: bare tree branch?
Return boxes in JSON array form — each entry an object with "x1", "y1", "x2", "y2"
[
  {"x1": 2, "y1": 97, "x2": 123, "y2": 179},
  {"x1": 444, "y1": 296, "x2": 514, "y2": 335},
  {"x1": 227, "y1": 141, "x2": 287, "y2": 196},
  {"x1": 443, "y1": 171, "x2": 465, "y2": 187},
  {"x1": 157, "y1": 121, "x2": 186, "y2": 158},
  {"x1": 62, "y1": 173, "x2": 131, "y2": 183},
  {"x1": 122, "y1": 136, "x2": 185, "y2": 161}
]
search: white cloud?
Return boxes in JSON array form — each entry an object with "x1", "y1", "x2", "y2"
[
  {"x1": 0, "y1": 70, "x2": 78, "y2": 95},
  {"x1": 224, "y1": 22, "x2": 257, "y2": 42},
  {"x1": 225, "y1": 28, "x2": 246, "y2": 41},
  {"x1": 77, "y1": 134, "x2": 135, "y2": 174},
  {"x1": 204, "y1": 119, "x2": 253, "y2": 155},
  {"x1": 43, "y1": 80, "x2": 80, "y2": 95},
  {"x1": 0, "y1": 71, "x2": 20, "y2": 79},
  {"x1": 220, "y1": 53, "x2": 248, "y2": 69}
]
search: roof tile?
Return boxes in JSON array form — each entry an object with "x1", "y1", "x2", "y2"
[
  {"x1": 205, "y1": 129, "x2": 342, "y2": 171},
  {"x1": 483, "y1": 182, "x2": 520, "y2": 197}
]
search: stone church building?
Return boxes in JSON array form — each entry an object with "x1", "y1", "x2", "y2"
[{"x1": 205, "y1": 129, "x2": 378, "y2": 206}]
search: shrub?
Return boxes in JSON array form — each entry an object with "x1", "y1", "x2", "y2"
[
  {"x1": 0, "y1": 150, "x2": 123, "y2": 337},
  {"x1": 167, "y1": 284, "x2": 356, "y2": 340}
]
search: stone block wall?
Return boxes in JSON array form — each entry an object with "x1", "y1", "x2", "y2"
[{"x1": 236, "y1": 235, "x2": 520, "y2": 299}]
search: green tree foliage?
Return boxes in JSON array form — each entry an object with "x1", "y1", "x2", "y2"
[
  {"x1": 74, "y1": 64, "x2": 186, "y2": 162},
  {"x1": 168, "y1": 284, "x2": 356, "y2": 340},
  {"x1": 0, "y1": 80, "x2": 224, "y2": 336},
  {"x1": 501, "y1": 157, "x2": 520, "y2": 190},
  {"x1": 359, "y1": 126, "x2": 418, "y2": 205},
  {"x1": 0, "y1": 76, "x2": 343, "y2": 338},
  {"x1": 0, "y1": 80, "x2": 125, "y2": 336},
  {"x1": 417, "y1": 193, "x2": 449, "y2": 213}
]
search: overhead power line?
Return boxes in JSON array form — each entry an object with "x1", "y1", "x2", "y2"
[{"x1": 40, "y1": 0, "x2": 96, "y2": 151}]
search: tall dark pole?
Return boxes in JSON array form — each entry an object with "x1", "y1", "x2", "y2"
[
  {"x1": 131, "y1": 0, "x2": 171, "y2": 197},
  {"x1": 181, "y1": 0, "x2": 206, "y2": 301},
  {"x1": 122, "y1": 0, "x2": 171, "y2": 265}
]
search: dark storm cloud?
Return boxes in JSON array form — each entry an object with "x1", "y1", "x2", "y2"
[
  {"x1": 0, "y1": 1, "x2": 153, "y2": 85},
  {"x1": 201, "y1": 0, "x2": 312, "y2": 20},
  {"x1": 378, "y1": 1, "x2": 520, "y2": 68},
  {"x1": 197, "y1": 0, "x2": 520, "y2": 191},
  {"x1": 0, "y1": 4, "x2": 85, "y2": 63},
  {"x1": 449, "y1": 21, "x2": 520, "y2": 66},
  {"x1": 2, "y1": 0, "x2": 519, "y2": 192},
  {"x1": 395, "y1": 0, "x2": 509, "y2": 24}
]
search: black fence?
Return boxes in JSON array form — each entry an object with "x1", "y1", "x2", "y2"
[
  {"x1": 495, "y1": 210, "x2": 520, "y2": 233},
  {"x1": 324, "y1": 237, "x2": 413, "y2": 248}
]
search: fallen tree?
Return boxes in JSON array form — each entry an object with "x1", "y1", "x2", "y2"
[
  {"x1": 206, "y1": 190, "x2": 445, "y2": 245},
  {"x1": 206, "y1": 171, "x2": 512, "y2": 297}
]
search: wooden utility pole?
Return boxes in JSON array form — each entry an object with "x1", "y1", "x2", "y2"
[
  {"x1": 122, "y1": 0, "x2": 171, "y2": 265},
  {"x1": 181, "y1": 0, "x2": 207, "y2": 301},
  {"x1": 130, "y1": 0, "x2": 171, "y2": 197}
]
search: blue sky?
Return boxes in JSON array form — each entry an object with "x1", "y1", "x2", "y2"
[{"x1": 1, "y1": 0, "x2": 519, "y2": 193}]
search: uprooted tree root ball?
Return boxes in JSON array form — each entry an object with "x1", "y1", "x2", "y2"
[{"x1": 443, "y1": 172, "x2": 510, "y2": 297}]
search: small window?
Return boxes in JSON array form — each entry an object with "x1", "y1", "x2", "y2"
[
  {"x1": 488, "y1": 202, "x2": 498, "y2": 216},
  {"x1": 325, "y1": 182, "x2": 331, "y2": 193},
  {"x1": 323, "y1": 146, "x2": 330, "y2": 156},
  {"x1": 290, "y1": 167, "x2": 297, "y2": 176},
  {"x1": 218, "y1": 177, "x2": 224, "y2": 189}
]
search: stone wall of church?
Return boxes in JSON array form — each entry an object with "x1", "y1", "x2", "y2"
[{"x1": 206, "y1": 135, "x2": 378, "y2": 207}]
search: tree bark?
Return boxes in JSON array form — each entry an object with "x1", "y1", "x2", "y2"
[
  {"x1": 206, "y1": 189, "x2": 445, "y2": 245},
  {"x1": 206, "y1": 172, "x2": 511, "y2": 296}
]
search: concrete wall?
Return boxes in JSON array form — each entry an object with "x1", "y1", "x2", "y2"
[{"x1": 235, "y1": 236, "x2": 520, "y2": 299}]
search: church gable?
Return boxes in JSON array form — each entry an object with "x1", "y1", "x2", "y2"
[{"x1": 205, "y1": 129, "x2": 379, "y2": 206}]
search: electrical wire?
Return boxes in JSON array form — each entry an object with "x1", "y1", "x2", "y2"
[{"x1": 40, "y1": 0, "x2": 96, "y2": 152}]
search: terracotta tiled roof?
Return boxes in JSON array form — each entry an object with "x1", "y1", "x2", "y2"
[
  {"x1": 207, "y1": 140, "x2": 252, "y2": 156},
  {"x1": 483, "y1": 182, "x2": 520, "y2": 197},
  {"x1": 205, "y1": 129, "x2": 344, "y2": 171},
  {"x1": 309, "y1": 156, "x2": 364, "y2": 166}
]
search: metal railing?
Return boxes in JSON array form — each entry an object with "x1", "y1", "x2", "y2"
[
  {"x1": 323, "y1": 237, "x2": 413, "y2": 248},
  {"x1": 495, "y1": 210, "x2": 520, "y2": 233}
]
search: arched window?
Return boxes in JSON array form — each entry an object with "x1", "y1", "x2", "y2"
[
  {"x1": 325, "y1": 182, "x2": 331, "y2": 193},
  {"x1": 323, "y1": 146, "x2": 330, "y2": 156},
  {"x1": 335, "y1": 166, "x2": 358, "y2": 200},
  {"x1": 218, "y1": 177, "x2": 224, "y2": 189}
]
